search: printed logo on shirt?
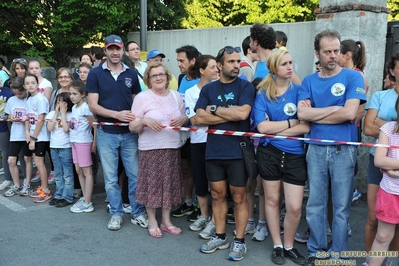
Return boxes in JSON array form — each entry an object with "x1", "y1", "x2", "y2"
[
  {"x1": 32, "y1": 103, "x2": 38, "y2": 112},
  {"x1": 0, "y1": 96, "x2": 7, "y2": 118},
  {"x1": 283, "y1": 103, "x2": 297, "y2": 116},
  {"x1": 218, "y1": 92, "x2": 234, "y2": 102},
  {"x1": 125, "y1": 78, "x2": 132, "y2": 88},
  {"x1": 356, "y1": 87, "x2": 366, "y2": 94},
  {"x1": 331, "y1": 83, "x2": 345, "y2": 97},
  {"x1": 186, "y1": 107, "x2": 190, "y2": 116}
]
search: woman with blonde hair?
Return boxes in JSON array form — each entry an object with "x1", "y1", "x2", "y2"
[
  {"x1": 253, "y1": 49, "x2": 309, "y2": 265},
  {"x1": 129, "y1": 62, "x2": 188, "y2": 238}
]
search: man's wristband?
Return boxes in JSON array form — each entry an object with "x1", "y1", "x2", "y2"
[
  {"x1": 287, "y1": 119, "x2": 291, "y2": 128},
  {"x1": 30, "y1": 136, "x2": 38, "y2": 141}
]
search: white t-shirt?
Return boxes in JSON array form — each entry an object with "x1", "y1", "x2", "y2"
[
  {"x1": 5, "y1": 96, "x2": 28, "y2": 141},
  {"x1": 26, "y1": 93, "x2": 49, "y2": 141},
  {"x1": 45, "y1": 111, "x2": 72, "y2": 148},
  {"x1": 69, "y1": 102, "x2": 94, "y2": 143},
  {"x1": 185, "y1": 84, "x2": 207, "y2": 144},
  {"x1": 38, "y1": 78, "x2": 53, "y2": 95}
]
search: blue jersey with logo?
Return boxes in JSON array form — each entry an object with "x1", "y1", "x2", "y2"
[
  {"x1": 298, "y1": 68, "x2": 366, "y2": 144},
  {"x1": 254, "y1": 83, "x2": 304, "y2": 154},
  {"x1": 178, "y1": 75, "x2": 200, "y2": 94},
  {"x1": 194, "y1": 78, "x2": 255, "y2": 160}
]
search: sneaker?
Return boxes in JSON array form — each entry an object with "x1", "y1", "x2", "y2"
[
  {"x1": 284, "y1": 247, "x2": 306, "y2": 265},
  {"x1": 199, "y1": 220, "x2": 216, "y2": 240},
  {"x1": 0, "y1": 168, "x2": 4, "y2": 175},
  {"x1": 33, "y1": 190, "x2": 52, "y2": 203},
  {"x1": 227, "y1": 241, "x2": 247, "y2": 261},
  {"x1": 272, "y1": 247, "x2": 285, "y2": 265},
  {"x1": 49, "y1": 197, "x2": 61, "y2": 206},
  {"x1": 171, "y1": 203, "x2": 195, "y2": 217},
  {"x1": 189, "y1": 216, "x2": 209, "y2": 231},
  {"x1": 187, "y1": 206, "x2": 200, "y2": 222},
  {"x1": 55, "y1": 199, "x2": 72, "y2": 208},
  {"x1": 352, "y1": 189, "x2": 362, "y2": 202},
  {"x1": 29, "y1": 186, "x2": 43, "y2": 198},
  {"x1": 252, "y1": 224, "x2": 268, "y2": 241},
  {"x1": 19, "y1": 184, "x2": 33, "y2": 197},
  {"x1": 200, "y1": 236, "x2": 230, "y2": 254},
  {"x1": 0, "y1": 180, "x2": 12, "y2": 190},
  {"x1": 295, "y1": 228, "x2": 310, "y2": 243},
  {"x1": 123, "y1": 204, "x2": 132, "y2": 214},
  {"x1": 108, "y1": 216, "x2": 123, "y2": 231},
  {"x1": 131, "y1": 213, "x2": 148, "y2": 228},
  {"x1": 3, "y1": 186, "x2": 22, "y2": 197},
  {"x1": 70, "y1": 202, "x2": 94, "y2": 213},
  {"x1": 31, "y1": 172, "x2": 40, "y2": 183},
  {"x1": 305, "y1": 256, "x2": 318, "y2": 266},
  {"x1": 48, "y1": 171, "x2": 55, "y2": 185},
  {"x1": 234, "y1": 222, "x2": 255, "y2": 235},
  {"x1": 73, "y1": 189, "x2": 82, "y2": 199}
]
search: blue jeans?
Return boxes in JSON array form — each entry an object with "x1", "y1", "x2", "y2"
[
  {"x1": 97, "y1": 127, "x2": 145, "y2": 218},
  {"x1": 306, "y1": 144, "x2": 356, "y2": 258},
  {"x1": 50, "y1": 148, "x2": 74, "y2": 203}
]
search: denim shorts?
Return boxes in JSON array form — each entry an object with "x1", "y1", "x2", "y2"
[
  {"x1": 367, "y1": 154, "x2": 383, "y2": 185},
  {"x1": 256, "y1": 144, "x2": 307, "y2": 186}
]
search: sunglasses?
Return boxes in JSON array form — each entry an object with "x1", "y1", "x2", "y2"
[
  {"x1": 216, "y1": 46, "x2": 241, "y2": 62},
  {"x1": 12, "y1": 58, "x2": 27, "y2": 63}
]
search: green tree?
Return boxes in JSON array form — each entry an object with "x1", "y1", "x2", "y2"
[
  {"x1": 0, "y1": 0, "x2": 187, "y2": 68},
  {"x1": 388, "y1": 0, "x2": 399, "y2": 20}
]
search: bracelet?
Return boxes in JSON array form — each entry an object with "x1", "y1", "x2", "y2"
[
  {"x1": 30, "y1": 136, "x2": 38, "y2": 141},
  {"x1": 287, "y1": 119, "x2": 291, "y2": 128}
]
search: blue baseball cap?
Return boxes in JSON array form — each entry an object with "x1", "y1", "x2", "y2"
[
  {"x1": 104, "y1": 35, "x2": 124, "y2": 49},
  {"x1": 146, "y1": 49, "x2": 166, "y2": 61}
]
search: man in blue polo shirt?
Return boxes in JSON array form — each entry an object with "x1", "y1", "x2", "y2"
[{"x1": 86, "y1": 34, "x2": 147, "y2": 231}]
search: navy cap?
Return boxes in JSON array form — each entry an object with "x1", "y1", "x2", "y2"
[
  {"x1": 146, "y1": 49, "x2": 166, "y2": 61},
  {"x1": 104, "y1": 35, "x2": 124, "y2": 48}
]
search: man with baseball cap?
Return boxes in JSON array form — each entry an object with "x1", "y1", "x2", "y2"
[{"x1": 86, "y1": 34, "x2": 147, "y2": 231}]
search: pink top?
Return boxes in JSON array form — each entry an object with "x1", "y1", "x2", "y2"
[
  {"x1": 132, "y1": 90, "x2": 185, "y2": 151},
  {"x1": 380, "y1": 121, "x2": 399, "y2": 195}
]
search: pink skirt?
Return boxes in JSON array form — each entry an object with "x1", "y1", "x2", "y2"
[{"x1": 136, "y1": 149, "x2": 184, "y2": 209}]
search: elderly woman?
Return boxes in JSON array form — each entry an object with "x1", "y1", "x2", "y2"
[{"x1": 129, "y1": 62, "x2": 187, "y2": 238}]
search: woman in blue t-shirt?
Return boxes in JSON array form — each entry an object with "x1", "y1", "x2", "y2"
[{"x1": 253, "y1": 49, "x2": 309, "y2": 265}]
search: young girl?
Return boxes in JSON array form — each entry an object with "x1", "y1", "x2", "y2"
[
  {"x1": 370, "y1": 96, "x2": 399, "y2": 266},
  {"x1": 46, "y1": 92, "x2": 74, "y2": 207},
  {"x1": 3, "y1": 77, "x2": 33, "y2": 197},
  {"x1": 69, "y1": 80, "x2": 96, "y2": 213},
  {"x1": 253, "y1": 49, "x2": 309, "y2": 265},
  {"x1": 24, "y1": 73, "x2": 51, "y2": 203},
  {"x1": 77, "y1": 63, "x2": 92, "y2": 84}
]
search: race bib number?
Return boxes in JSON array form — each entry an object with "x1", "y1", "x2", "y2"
[
  {"x1": 70, "y1": 117, "x2": 78, "y2": 130},
  {"x1": 13, "y1": 108, "x2": 26, "y2": 120},
  {"x1": 27, "y1": 113, "x2": 37, "y2": 125}
]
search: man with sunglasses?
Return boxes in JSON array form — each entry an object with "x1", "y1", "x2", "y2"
[{"x1": 195, "y1": 46, "x2": 255, "y2": 261}]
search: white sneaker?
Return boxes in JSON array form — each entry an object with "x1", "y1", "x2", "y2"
[
  {"x1": 233, "y1": 222, "x2": 256, "y2": 235},
  {"x1": 70, "y1": 202, "x2": 94, "y2": 213},
  {"x1": 199, "y1": 220, "x2": 216, "y2": 239},
  {"x1": 31, "y1": 172, "x2": 40, "y2": 183},
  {"x1": 131, "y1": 213, "x2": 149, "y2": 228},
  {"x1": 252, "y1": 224, "x2": 268, "y2": 241},
  {"x1": 0, "y1": 168, "x2": 4, "y2": 175},
  {"x1": 108, "y1": 216, "x2": 123, "y2": 231},
  {"x1": 48, "y1": 171, "x2": 55, "y2": 185},
  {"x1": 0, "y1": 180, "x2": 12, "y2": 190},
  {"x1": 189, "y1": 216, "x2": 209, "y2": 231},
  {"x1": 122, "y1": 204, "x2": 132, "y2": 214}
]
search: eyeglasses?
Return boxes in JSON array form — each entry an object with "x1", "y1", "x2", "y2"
[
  {"x1": 78, "y1": 71, "x2": 89, "y2": 75},
  {"x1": 149, "y1": 73, "x2": 166, "y2": 80},
  {"x1": 58, "y1": 76, "x2": 71, "y2": 80},
  {"x1": 13, "y1": 58, "x2": 27, "y2": 63},
  {"x1": 216, "y1": 46, "x2": 241, "y2": 61}
]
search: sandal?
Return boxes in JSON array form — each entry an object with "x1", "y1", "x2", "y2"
[
  {"x1": 148, "y1": 227, "x2": 162, "y2": 238},
  {"x1": 160, "y1": 225, "x2": 182, "y2": 236}
]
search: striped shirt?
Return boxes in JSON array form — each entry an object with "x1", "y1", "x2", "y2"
[{"x1": 380, "y1": 121, "x2": 399, "y2": 195}]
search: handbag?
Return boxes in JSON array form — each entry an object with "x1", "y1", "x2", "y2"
[
  {"x1": 216, "y1": 81, "x2": 258, "y2": 180},
  {"x1": 171, "y1": 90, "x2": 190, "y2": 147}
]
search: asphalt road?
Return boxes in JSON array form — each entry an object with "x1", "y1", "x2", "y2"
[{"x1": 0, "y1": 165, "x2": 398, "y2": 266}]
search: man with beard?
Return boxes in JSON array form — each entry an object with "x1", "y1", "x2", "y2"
[
  {"x1": 297, "y1": 30, "x2": 366, "y2": 266},
  {"x1": 195, "y1": 46, "x2": 255, "y2": 261},
  {"x1": 86, "y1": 35, "x2": 147, "y2": 231}
]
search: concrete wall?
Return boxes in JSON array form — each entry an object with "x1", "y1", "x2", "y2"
[{"x1": 128, "y1": 21, "x2": 316, "y2": 80}]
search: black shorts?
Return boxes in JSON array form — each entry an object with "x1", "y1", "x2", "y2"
[
  {"x1": 32, "y1": 141, "x2": 50, "y2": 157},
  {"x1": 256, "y1": 144, "x2": 307, "y2": 186},
  {"x1": 205, "y1": 159, "x2": 247, "y2": 187},
  {"x1": 9, "y1": 141, "x2": 32, "y2": 157},
  {"x1": 180, "y1": 139, "x2": 191, "y2": 161},
  {"x1": 190, "y1": 143, "x2": 208, "y2": 196}
]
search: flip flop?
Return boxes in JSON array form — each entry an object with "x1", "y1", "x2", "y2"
[
  {"x1": 148, "y1": 227, "x2": 163, "y2": 238},
  {"x1": 160, "y1": 225, "x2": 182, "y2": 236}
]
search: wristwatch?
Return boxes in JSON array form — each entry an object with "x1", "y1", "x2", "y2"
[{"x1": 210, "y1": 105, "x2": 217, "y2": 115}]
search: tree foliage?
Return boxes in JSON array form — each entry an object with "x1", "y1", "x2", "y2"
[
  {"x1": 388, "y1": 0, "x2": 399, "y2": 21},
  {"x1": 0, "y1": 0, "x2": 187, "y2": 68},
  {"x1": 182, "y1": 0, "x2": 319, "y2": 29}
]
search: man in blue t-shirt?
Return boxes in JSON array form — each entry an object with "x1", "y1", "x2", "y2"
[
  {"x1": 86, "y1": 35, "x2": 146, "y2": 231},
  {"x1": 195, "y1": 46, "x2": 255, "y2": 261},
  {"x1": 297, "y1": 30, "x2": 366, "y2": 265}
]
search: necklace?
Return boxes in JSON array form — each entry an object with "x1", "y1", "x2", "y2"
[{"x1": 279, "y1": 88, "x2": 289, "y2": 102}]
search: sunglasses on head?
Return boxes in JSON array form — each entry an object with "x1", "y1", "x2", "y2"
[
  {"x1": 216, "y1": 46, "x2": 241, "y2": 61},
  {"x1": 12, "y1": 58, "x2": 27, "y2": 63}
]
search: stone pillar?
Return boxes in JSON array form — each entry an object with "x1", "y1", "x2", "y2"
[{"x1": 315, "y1": 1, "x2": 390, "y2": 194}]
